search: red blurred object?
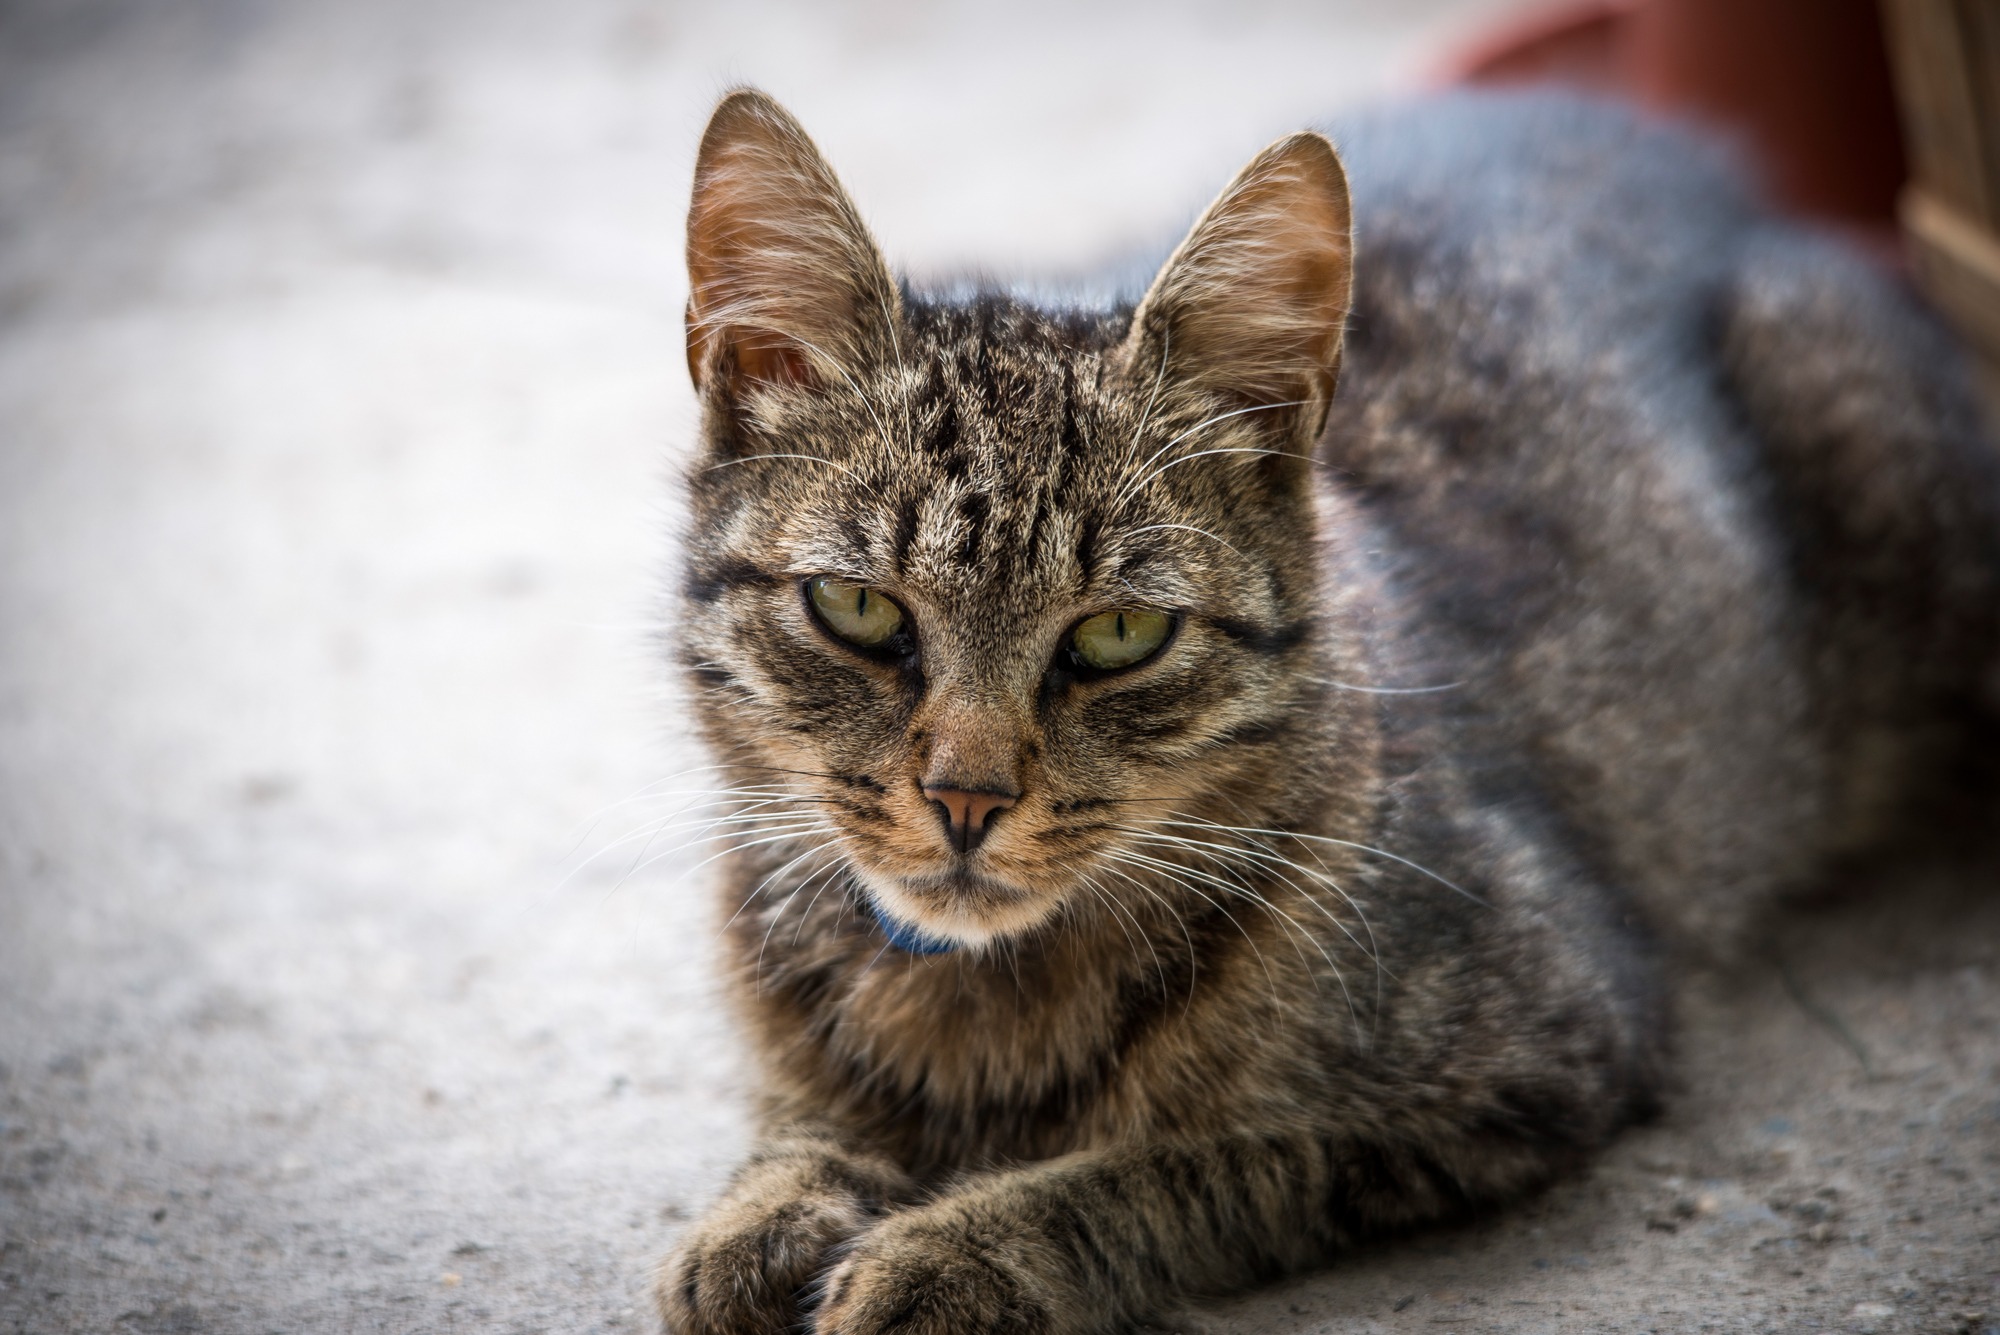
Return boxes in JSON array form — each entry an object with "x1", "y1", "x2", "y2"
[{"x1": 1434, "y1": 0, "x2": 1907, "y2": 237}]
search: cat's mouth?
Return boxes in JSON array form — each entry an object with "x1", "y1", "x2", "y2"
[{"x1": 858, "y1": 865, "x2": 1057, "y2": 950}]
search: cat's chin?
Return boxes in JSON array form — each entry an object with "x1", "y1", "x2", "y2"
[{"x1": 857, "y1": 867, "x2": 1060, "y2": 951}]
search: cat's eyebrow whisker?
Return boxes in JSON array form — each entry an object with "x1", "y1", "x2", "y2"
[
  {"x1": 755, "y1": 326, "x2": 903, "y2": 468},
  {"x1": 1113, "y1": 399, "x2": 1309, "y2": 508},
  {"x1": 1118, "y1": 325, "x2": 1173, "y2": 475},
  {"x1": 873, "y1": 286, "x2": 917, "y2": 457},
  {"x1": 1119, "y1": 445, "x2": 1316, "y2": 506},
  {"x1": 703, "y1": 452, "x2": 865, "y2": 483},
  {"x1": 1126, "y1": 399, "x2": 1306, "y2": 487},
  {"x1": 1123, "y1": 522, "x2": 1244, "y2": 555},
  {"x1": 794, "y1": 334, "x2": 895, "y2": 447}
]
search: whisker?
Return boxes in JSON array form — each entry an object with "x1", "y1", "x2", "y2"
[
  {"x1": 707, "y1": 824, "x2": 847, "y2": 938},
  {"x1": 1105, "y1": 842, "x2": 1333, "y2": 988},
  {"x1": 1077, "y1": 871, "x2": 1167, "y2": 1004},
  {"x1": 789, "y1": 861, "x2": 853, "y2": 947},
  {"x1": 1097, "y1": 848, "x2": 1283, "y2": 999},
  {"x1": 1095, "y1": 863, "x2": 1201, "y2": 1013},
  {"x1": 1114, "y1": 399, "x2": 1308, "y2": 507},
  {"x1": 1120, "y1": 444, "x2": 1313, "y2": 504},
  {"x1": 1120, "y1": 325, "x2": 1172, "y2": 474},
  {"x1": 753, "y1": 841, "x2": 847, "y2": 984},
  {"x1": 1112, "y1": 822, "x2": 1382, "y2": 970},
  {"x1": 746, "y1": 326, "x2": 901, "y2": 469},
  {"x1": 554, "y1": 807, "x2": 827, "y2": 897},
  {"x1": 618, "y1": 819, "x2": 837, "y2": 907},
  {"x1": 1112, "y1": 824, "x2": 1370, "y2": 1043},
  {"x1": 1165, "y1": 815, "x2": 1489, "y2": 908},
  {"x1": 1308, "y1": 677, "x2": 1467, "y2": 696},
  {"x1": 702, "y1": 452, "x2": 865, "y2": 483},
  {"x1": 1123, "y1": 522, "x2": 1244, "y2": 555}
]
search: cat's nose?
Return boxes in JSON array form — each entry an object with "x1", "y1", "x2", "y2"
[{"x1": 922, "y1": 785, "x2": 1018, "y2": 855}]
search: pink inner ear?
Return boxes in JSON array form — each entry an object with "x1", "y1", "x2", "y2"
[
  {"x1": 728, "y1": 330, "x2": 817, "y2": 392},
  {"x1": 685, "y1": 317, "x2": 820, "y2": 396}
]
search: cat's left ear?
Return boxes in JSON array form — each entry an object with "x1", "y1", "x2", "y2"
[
  {"x1": 685, "y1": 89, "x2": 901, "y2": 400},
  {"x1": 1119, "y1": 131, "x2": 1353, "y2": 450}
]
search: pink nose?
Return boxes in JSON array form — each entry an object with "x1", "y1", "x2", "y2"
[{"x1": 922, "y1": 786, "x2": 1018, "y2": 855}]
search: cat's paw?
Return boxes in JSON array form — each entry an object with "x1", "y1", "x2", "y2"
[
  {"x1": 656, "y1": 1192, "x2": 875, "y2": 1335},
  {"x1": 811, "y1": 1214, "x2": 1056, "y2": 1335}
]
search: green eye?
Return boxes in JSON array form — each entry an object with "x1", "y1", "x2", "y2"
[
  {"x1": 807, "y1": 577, "x2": 907, "y2": 649},
  {"x1": 1071, "y1": 608, "x2": 1173, "y2": 671}
]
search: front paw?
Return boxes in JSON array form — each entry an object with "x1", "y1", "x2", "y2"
[
  {"x1": 656, "y1": 1192, "x2": 876, "y2": 1335},
  {"x1": 813, "y1": 1214, "x2": 1055, "y2": 1335}
]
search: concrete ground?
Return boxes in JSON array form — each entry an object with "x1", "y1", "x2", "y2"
[{"x1": 1, "y1": 2, "x2": 1995, "y2": 1332}]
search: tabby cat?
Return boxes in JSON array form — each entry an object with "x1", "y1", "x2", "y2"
[{"x1": 655, "y1": 87, "x2": 2000, "y2": 1334}]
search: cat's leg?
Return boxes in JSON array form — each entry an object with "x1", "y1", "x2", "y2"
[
  {"x1": 656, "y1": 1124, "x2": 915, "y2": 1335},
  {"x1": 810, "y1": 1130, "x2": 1557, "y2": 1335}
]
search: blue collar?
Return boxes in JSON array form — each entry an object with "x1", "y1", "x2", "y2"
[{"x1": 872, "y1": 904, "x2": 957, "y2": 955}]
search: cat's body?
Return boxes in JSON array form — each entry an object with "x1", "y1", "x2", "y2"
[
  {"x1": 1328, "y1": 99, "x2": 1998, "y2": 954},
  {"x1": 657, "y1": 91, "x2": 2000, "y2": 1335}
]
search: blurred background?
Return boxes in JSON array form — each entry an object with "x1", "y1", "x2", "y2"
[{"x1": 2, "y1": 2, "x2": 1996, "y2": 1333}]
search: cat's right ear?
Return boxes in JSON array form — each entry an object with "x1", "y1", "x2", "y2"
[
  {"x1": 684, "y1": 90, "x2": 900, "y2": 401},
  {"x1": 1118, "y1": 131, "x2": 1353, "y2": 448}
]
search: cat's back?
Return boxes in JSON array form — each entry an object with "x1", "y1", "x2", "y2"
[
  {"x1": 1331, "y1": 91, "x2": 1757, "y2": 318},
  {"x1": 1315, "y1": 91, "x2": 1955, "y2": 947}
]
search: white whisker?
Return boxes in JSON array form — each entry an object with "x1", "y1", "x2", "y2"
[
  {"x1": 1308, "y1": 677, "x2": 1467, "y2": 696},
  {"x1": 1114, "y1": 399, "x2": 1308, "y2": 508},
  {"x1": 1168, "y1": 815, "x2": 1489, "y2": 908}
]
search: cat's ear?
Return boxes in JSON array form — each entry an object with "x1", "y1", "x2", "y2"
[
  {"x1": 1119, "y1": 131, "x2": 1353, "y2": 444},
  {"x1": 685, "y1": 89, "x2": 900, "y2": 399}
]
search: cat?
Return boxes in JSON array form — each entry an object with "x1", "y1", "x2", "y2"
[{"x1": 653, "y1": 87, "x2": 2000, "y2": 1335}]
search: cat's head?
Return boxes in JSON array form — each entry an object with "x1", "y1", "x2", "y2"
[{"x1": 677, "y1": 90, "x2": 1359, "y2": 951}]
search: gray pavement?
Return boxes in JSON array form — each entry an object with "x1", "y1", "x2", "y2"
[{"x1": 2, "y1": 2, "x2": 1996, "y2": 1332}]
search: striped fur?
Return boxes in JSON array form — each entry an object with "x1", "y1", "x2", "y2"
[{"x1": 654, "y1": 89, "x2": 2000, "y2": 1334}]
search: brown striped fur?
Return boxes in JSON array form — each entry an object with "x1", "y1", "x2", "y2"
[{"x1": 653, "y1": 89, "x2": 2000, "y2": 1334}]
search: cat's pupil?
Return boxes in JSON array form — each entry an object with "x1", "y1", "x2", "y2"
[
  {"x1": 856, "y1": 588, "x2": 868, "y2": 617},
  {"x1": 1115, "y1": 612, "x2": 1126, "y2": 641}
]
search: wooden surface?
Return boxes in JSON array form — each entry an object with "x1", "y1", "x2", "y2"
[{"x1": 1881, "y1": 0, "x2": 2000, "y2": 392}]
